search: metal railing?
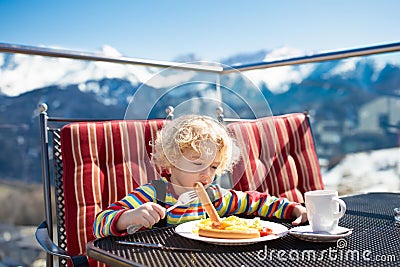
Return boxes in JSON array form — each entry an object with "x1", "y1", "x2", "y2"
[
  {"x1": 1, "y1": 41, "x2": 400, "y2": 73},
  {"x1": 0, "y1": 43, "x2": 222, "y2": 72},
  {"x1": 222, "y1": 42, "x2": 400, "y2": 73}
]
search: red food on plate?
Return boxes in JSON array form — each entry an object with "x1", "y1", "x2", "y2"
[{"x1": 259, "y1": 227, "x2": 274, "y2": 237}]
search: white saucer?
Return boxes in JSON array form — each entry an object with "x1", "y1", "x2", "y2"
[{"x1": 289, "y1": 225, "x2": 352, "y2": 242}]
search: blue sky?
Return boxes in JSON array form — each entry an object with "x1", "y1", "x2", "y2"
[{"x1": 0, "y1": 0, "x2": 399, "y2": 61}]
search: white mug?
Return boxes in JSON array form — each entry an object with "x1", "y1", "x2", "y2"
[{"x1": 305, "y1": 190, "x2": 346, "y2": 233}]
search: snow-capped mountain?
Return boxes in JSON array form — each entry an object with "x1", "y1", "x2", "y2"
[
  {"x1": 0, "y1": 45, "x2": 148, "y2": 97},
  {"x1": 0, "y1": 45, "x2": 346, "y2": 95},
  {"x1": 0, "y1": 46, "x2": 398, "y2": 103},
  {"x1": 2, "y1": 44, "x2": 396, "y2": 99}
]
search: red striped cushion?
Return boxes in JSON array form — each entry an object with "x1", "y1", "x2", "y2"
[
  {"x1": 227, "y1": 113, "x2": 324, "y2": 202},
  {"x1": 61, "y1": 120, "x2": 165, "y2": 267}
]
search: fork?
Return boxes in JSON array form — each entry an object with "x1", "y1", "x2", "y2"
[
  {"x1": 127, "y1": 190, "x2": 198, "y2": 234},
  {"x1": 166, "y1": 190, "x2": 198, "y2": 212}
]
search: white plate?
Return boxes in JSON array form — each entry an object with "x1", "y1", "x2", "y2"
[
  {"x1": 174, "y1": 219, "x2": 288, "y2": 245},
  {"x1": 289, "y1": 225, "x2": 352, "y2": 242}
]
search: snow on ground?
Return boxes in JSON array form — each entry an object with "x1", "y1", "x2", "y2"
[{"x1": 322, "y1": 147, "x2": 400, "y2": 196}]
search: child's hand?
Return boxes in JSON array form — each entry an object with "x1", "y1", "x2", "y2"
[
  {"x1": 117, "y1": 202, "x2": 166, "y2": 231},
  {"x1": 291, "y1": 204, "x2": 308, "y2": 226}
]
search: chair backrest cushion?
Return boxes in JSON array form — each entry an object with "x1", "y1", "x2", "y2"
[
  {"x1": 60, "y1": 119, "x2": 165, "y2": 266},
  {"x1": 227, "y1": 113, "x2": 324, "y2": 202}
]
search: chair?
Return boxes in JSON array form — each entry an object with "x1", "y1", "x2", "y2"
[
  {"x1": 225, "y1": 112, "x2": 324, "y2": 203},
  {"x1": 35, "y1": 103, "x2": 167, "y2": 267},
  {"x1": 35, "y1": 104, "x2": 323, "y2": 267}
]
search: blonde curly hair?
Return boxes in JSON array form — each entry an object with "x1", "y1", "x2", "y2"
[{"x1": 152, "y1": 115, "x2": 240, "y2": 176}]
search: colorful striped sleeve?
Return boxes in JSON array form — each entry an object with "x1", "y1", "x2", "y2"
[
  {"x1": 93, "y1": 184, "x2": 157, "y2": 238},
  {"x1": 214, "y1": 187, "x2": 298, "y2": 220}
]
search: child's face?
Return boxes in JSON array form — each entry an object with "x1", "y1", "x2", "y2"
[{"x1": 169, "y1": 148, "x2": 221, "y2": 190}]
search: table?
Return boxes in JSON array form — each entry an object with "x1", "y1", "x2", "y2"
[{"x1": 87, "y1": 192, "x2": 400, "y2": 267}]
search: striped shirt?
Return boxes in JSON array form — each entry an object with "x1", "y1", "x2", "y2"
[{"x1": 94, "y1": 177, "x2": 298, "y2": 238}]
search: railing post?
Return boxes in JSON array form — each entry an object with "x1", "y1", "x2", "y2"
[
  {"x1": 165, "y1": 106, "x2": 174, "y2": 120},
  {"x1": 38, "y1": 103, "x2": 54, "y2": 267},
  {"x1": 216, "y1": 106, "x2": 224, "y2": 123}
]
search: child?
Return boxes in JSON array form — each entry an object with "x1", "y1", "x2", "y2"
[{"x1": 94, "y1": 115, "x2": 307, "y2": 237}]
